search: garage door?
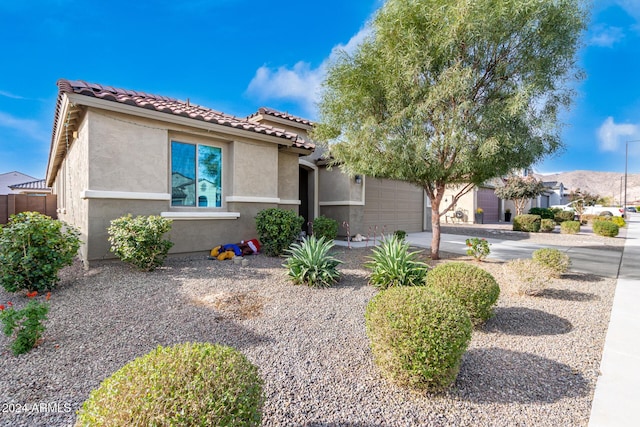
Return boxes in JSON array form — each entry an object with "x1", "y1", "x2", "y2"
[
  {"x1": 477, "y1": 188, "x2": 500, "y2": 223},
  {"x1": 364, "y1": 178, "x2": 424, "y2": 233}
]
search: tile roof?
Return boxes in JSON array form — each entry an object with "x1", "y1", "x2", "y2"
[
  {"x1": 248, "y1": 107, "x2": 314, "y2": 127},
  {"x1": 9, "y1": 179, "x2": 49, "y2": 191},
  {"x1": 55, "y1": 79, "x2": 314, "y2": 150}
]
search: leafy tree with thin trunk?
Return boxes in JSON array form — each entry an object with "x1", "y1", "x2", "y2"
[
  {"x1": 569, "y1": 188, "x2": 600, "y2": 216},
  {"x1": 495, "y1": 175, "x2": 547, "y2": 215},
  {"x1": 312, "y1": 0, "x2": 586, "y2": 259}
]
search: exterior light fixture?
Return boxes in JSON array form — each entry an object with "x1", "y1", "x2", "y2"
[{"x1": 355, "y1": 175, "x2": 362, "y2": 184}]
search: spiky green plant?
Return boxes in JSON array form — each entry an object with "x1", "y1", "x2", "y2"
[
  {"x1": 365, "y1": 235, "x2": 428, "y2": 290},
  {"x1": 283, "y1": 236, "x2": 342, "y2": 288}
]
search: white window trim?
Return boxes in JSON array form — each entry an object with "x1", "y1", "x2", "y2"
[
  {"x1": 171, "y1": 140, "x2": 223, "y2": 209},
  {"x1": 160, "y1": 212, "x2": 240, "y2": 220},
  {"x1": 82, "y1": 190, "x2": 171, "y2": 200}
]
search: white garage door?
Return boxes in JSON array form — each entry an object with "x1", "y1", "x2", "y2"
[
  {"x1": 364, "y1": 178, "x2": 424, "y2": 233},
  {"x1": 477, "y1": 188, "x2": 500, "y2": 223}
]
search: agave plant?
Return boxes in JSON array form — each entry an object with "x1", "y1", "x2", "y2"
[
  {"x1": 283, "y1": 236, "x2": 342, "y2": 288},
  {"x1": 365, "y1": 235, "x2": 428, "y2": 290}
]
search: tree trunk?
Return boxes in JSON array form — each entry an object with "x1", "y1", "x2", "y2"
[{"x1": 431, "y1": 204, "x2": 441, "y2": 260}]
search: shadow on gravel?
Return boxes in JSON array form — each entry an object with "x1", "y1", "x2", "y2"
[
  {"x1": 484, "y1": 307, "x2": 573, "y2": 336},
  {"x1": 456, "y1": 348, "x2": 589, "y2": 404},
  {"x1": 541, "y1": 288, "x2": 599, "y2": 302},
  {"x1": 561, "y1": 273, "x2": 606, "y2": 283}
]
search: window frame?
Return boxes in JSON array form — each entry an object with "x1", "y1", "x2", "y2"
[{"x1": 170, "y1": 139, "x2": 223, "y2": 209}]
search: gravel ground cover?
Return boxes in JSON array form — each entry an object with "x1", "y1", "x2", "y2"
[{"x1": 0, "y1": 231, "x2": 617, "y2": 426}]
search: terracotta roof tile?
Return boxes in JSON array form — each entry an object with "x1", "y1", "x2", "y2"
[
  {"x1": 54, "y1": 79, "x2": 315, "y2": 150},
  {"x1": 248, "y1": 107, "x2": 314, "y2": 127}
]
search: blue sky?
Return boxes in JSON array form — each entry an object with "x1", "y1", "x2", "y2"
[{"x1": 1, "y1": 0, "x2": 639, "y2": 179}]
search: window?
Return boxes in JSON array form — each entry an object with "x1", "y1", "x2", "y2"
[{"x1": 171, "y1": 141, "x2": 222, "y2": 207}]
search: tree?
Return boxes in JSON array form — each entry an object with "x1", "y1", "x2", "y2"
[
  {"x1": 312, "y1": 0, "x2": 585, "y2": 259},
  {"x1": 568, "y1": 188, "x2": 600, "y2": 216},
  {"x1": 494, "y1": 176, "x2": 547, "y2": 215}
]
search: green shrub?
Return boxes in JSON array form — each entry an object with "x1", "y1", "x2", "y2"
[
  {"x1": 394, "y1": 230, "x2": 407, "y2": 240},
  {"x1": 528, "y1": 207, "x2": 554, "y2": 219},
  {"x1": 0, "y1": 212, "x2": 81, "y2": 293},
  {"x1": 561, "y1": 220, "x2": 580, "y2": 234},
  {"x1": 365, "y1": 287, "x2": 472, "y2": 391},
  {"x1": 1, "y1": 294, "x2": 50, "y2": 355},
  {"x1": 593, "y1": 220, "x2": 619, "y2": 237},
  {"x1": 540, "y1": 218, "x2": 556, "y2": 232},
  {"x1": 312, "y1": 215, "x2": 338, "y2": 241},
  {"x1": 75, "y1": 343, "x2": 264, "y2": 427},
  {"x1": 107, "y1": 215, "x2": 174, "y2": 271},
  {"x1": 283, "y1": 236, "x2": 342, "y2": 288},
  {"x1": 465, "y1": 237, "x2": 490, "y2": 261},
  {"x1": 579, "y1": 214, "x2": 599, "y2": 225},
  {"x1": 365, "y1": 235, "x2": 428, "y2": 290},
  {"x1": 425, "y1": 262, "x2": 500, "y2": 325},
  {"x1": 611, "y1": 216, "x2": 626, "y2": 228},
  {"x1": 554, "y1": 210, "x2": 575, "y2": 223},
  {"x1": 532, "y1": 248, "x2": 570, "y2": 277},
  {"x1": 512, "y1": 214, "x2": 541, "y2": 232},
  {"x1": 255, "y1": 208, "x2": 304, "y2": 257},
  {"x1": 504, "y1": 259, "x2": 555, "y2": 296}
]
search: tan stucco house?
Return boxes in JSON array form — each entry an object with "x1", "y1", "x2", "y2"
[{"x1": 46, "y1": 80, "x2": 431, "y2": 265}]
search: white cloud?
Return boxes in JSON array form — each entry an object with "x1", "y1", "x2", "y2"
[
  {"x1": 615, "y1": 0, "x2": 640, "y2": 22},
  {"x1": 245, "y1": 27, "x2": 372, "y2": 117},
  {"x1": 589, "y1": 25, "x2": 624, "y2": 47},
  {"x1": 597, "y1": 116, "x2": 640, "y2": 151},
  {"x1": 0, "y1": 90, "x2": 25, "y2": 100},
  {"x1": 0, "y1": 111, "x2": 49, "y2": 142}
]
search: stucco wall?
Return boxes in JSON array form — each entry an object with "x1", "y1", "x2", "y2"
[
  {"x1": 278, "y1": 151, "x2": 299, "y2": 202},
  {"x1": 232, "y1": 140, "x2": 278, "y2": 198},
  {"x1": 88, "y1": 111, "x2": 168, "y2": 193},
  {"x1": 441, "y1": 185, "x2": 476, "y2": 224}
]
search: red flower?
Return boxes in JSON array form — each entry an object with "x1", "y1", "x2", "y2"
[
  {"x1": 0, "y1": 304, "x2": 4, "y2": 311},
  {"x1": 7, "y1": 302, "x2": 12, "y2": 307},
  {"x1": 46, "y1": 292, "x2": 51, "y2": 301},
  {"x1": 26, "y1": 291, "x2": 38, "y2": 299}
]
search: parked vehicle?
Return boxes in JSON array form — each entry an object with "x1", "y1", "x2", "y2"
[
  {"x1": 626, "y1": 206, "x2": 637, "y2": 213},
  {"x1": 583, "y1": 205, "x2": 624, "y2": 217}
]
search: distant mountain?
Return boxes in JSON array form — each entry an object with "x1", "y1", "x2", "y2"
[{"x1": 535, "y1": 171, "x2": 640, "y2": 206}]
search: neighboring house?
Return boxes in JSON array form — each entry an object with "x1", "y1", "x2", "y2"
[
  {"x1": 0, "y1": 171, "x2": 39, "y2": 195},
  {"x1": 9, "y1": 179, "x2": 52, "y2": 195},
  {"x1": 440, "y1": 179, "x2": 502, "y2": 224}
]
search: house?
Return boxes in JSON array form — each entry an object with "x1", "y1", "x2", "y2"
[
  {"x1": 0, "y1": 171, "x2": 39, "y2": 195},
  {"x1": 9, "y1": 179, "x2": 52, "y2": 195},
  {"x1": 46, "y1": 79, "x2": 433, "y2": 265}
]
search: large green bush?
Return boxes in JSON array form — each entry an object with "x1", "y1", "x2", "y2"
[
  {"x1": 107, "y1": 215, "x2": 174, "y2": 271},
  {"x1": 283, "y1": 236, "x2": 342, "y2": 287},
  {"x1": 312, "y1": 215, "x2": 338, "y2": 241},
  {"x1": 528, "y1": 207, "x2": 554, "y2": 219},
  {"x1": 0, "y1": 212, "x2": 81, "y2": 293},
  {"x1": 560, "y1": 220, "x2": 580, "y2": 234},
  {"x1": 365, "y1": 287, "x2": 472, "y2": 391},
  {"x1": 255, "y1": 208, "x2": 304, "y2": 256},
  {"x1": 75, "y1": 343, "x2": 264, "y2": 427},
  {"x1": 512, "y1": 214, "x2": 541, "y2": 232},
  {"x1": 365, "y1": 235, "x2": 428, "y2": 290},
  {"x1": 532, "y1": 248, "x2": 570, "y2": 277},
  {"x1": 593, "y1": 220, "x2": 619, "y2": 237},
  {"x1": 425, "y1": 262, "x2": 500, "y2": 325}
]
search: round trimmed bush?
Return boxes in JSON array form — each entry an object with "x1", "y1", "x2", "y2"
[
  {"x1": 561, "y1": 220, "x2": 580, "y2": 234},
  {"x1": 540, "y1": 218, "x2": 556, "y2": 232},
  {"x1": 593, "y1": 220, "x2": 619, "y2": 237},
  {"x1": 554, "y1": 210, "x2": 575, "y2": 223},
  {"x1": 504, "y1": 259, "x2": 555, "y2": 296},
  {"x1": 75, "y1": 343, "x2": 264, "y2": 427},
  {"x1": 513, "y1": 214, "x2": 541, "y2": 232},
  {"x1": 255, "y1": 208, "x2": 304, "y2": 256},
  {"x1": 532, "y1": 248, "x2": 570, "y2": 277},
  {"x1": 425, "y1": 262, "x2": 500, "y2": 325},
  {"x1": 312, "y1": 215, "x2": 339, "y2": 241},
  {"x1": 365, "y1": 287, "x2": 472, "y2": 391}
]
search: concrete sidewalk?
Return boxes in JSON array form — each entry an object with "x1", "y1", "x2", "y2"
[{"x1": 589, "y1": 214, "x2": 640, "y2": 426}]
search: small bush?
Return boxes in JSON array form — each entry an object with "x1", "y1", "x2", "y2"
[
  {"x1": 365, "y1": 287, "x2": 472, "y2": 391},
  {"x1": 528, "y1": 207, "x2": 554, "y2": 219},
  {"x1": 465, "y1": 237, "x2": 490, "y2": 261},
  {"x1": 540, "y1": 218, "x2": 556, "y2": 232},
  {"x1": 425, "y1": 262, "x2": 500, "y2": 325},
  {"x1": 75, "y1": 343, "x2": 264, "y2": 427},
  {"x1": 108, "y1": 215, "x2": 174, "y2": 271},
  {"x1": 365, "y1": 235, "x2": 428, "y2": 290},
  {"x1": 554, "y1": 211, "x2": 575, "y2": 223},
  {"x1": 579, "y1": 214, "x2": 599, "y2": 225},
  {"x1": 1, "y1": 293, "x2": 50, "y2": 355},
  {"x1": 504, "y1": 259, "x2": 555, "y2": 296},
  {"x1": 611, "y1": 216, "x2": 626, "y2": 228},
  {"x1": 513, "y1": 214, "x2": 541, "y2": 232},
  {"x1": 255, "y1": 208, "x2": 304, "y2": 257},
  {"x1": 561, "y1": 220, "x2": 580, "y2": 234},
  {"x1": 394, "y1": 230, "x2": 407, "y2": 241},
  {"x1": 532, "y1": 248, "x2": 570, "y2": 277},
  {"x1": 0, "y1": 212, "x2": 81, "y2": 293},
  {"x1": 283, "y1": 236, "x2": 342, "y2": 288},
  {"x1": 312, "y1": 215, "x2": 339, "y2": 241},
  {"x1": 593, "y1": 220, "x2": 619, "y2": 237}
]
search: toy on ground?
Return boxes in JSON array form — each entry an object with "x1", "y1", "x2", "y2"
[{"x1": 209, "y1": 239, "x2": 260, "y2": 260}]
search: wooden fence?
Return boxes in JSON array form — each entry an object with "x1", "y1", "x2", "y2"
[{"x1": 0, "y1": 194, "x2": 57, "y2": 224}]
